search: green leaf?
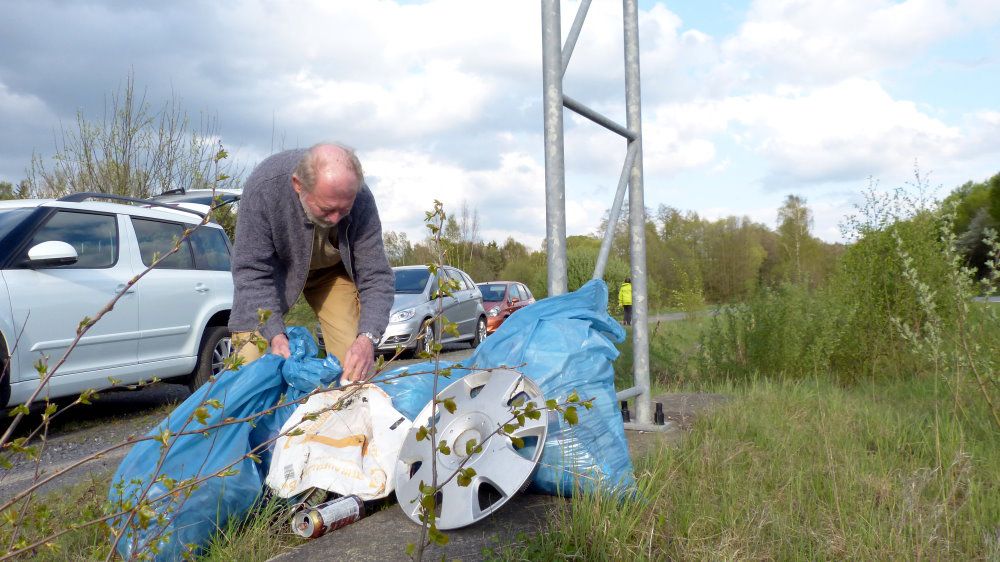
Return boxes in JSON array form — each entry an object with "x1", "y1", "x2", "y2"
[
  {"x1": 193, "y1": 407, "x2": 210, "y2": 425},
  {"x1": 563, "y1": 406, "x2": 579, "y2": 425},
  {"x1": 567, "y1": 391, "x2": 580, "y2": 403},
  {"x1": 525, "y1": 409, "x2": 541, "y2": 420},
  {"x1": 442, "y1": 397, "x2": 457, "y2": 414},
  {"x1": 157, "y1": 429, "x2": 173, "y2": 448},
  {"x1": 420, "y1": 492, "x2": 436, "y2": 512},
  {"x1": 406, "y1": 543, "x2": 415, "y2": 557},
  {"x1": 582, "y1": 399, "x2": 594, "y2": 410},
  {"x1": 465, "y1": 438, "x2": 478, "y2": 456},
  {"x1": 457, "y1": 467, "x2": 476, "y2": 487},
  {"x1": 509, "y1": 436, "x2": 525, "y2": 449},
  {"x1": 206, "y1": 399, "x2": 223, "y2": 409},
  {"x1": 248, "y1": 453, "x2": 262, "y2": 464},
  {"x1": 34, "y1": 357, "x2": 48, "y2": 376},
  {"x1": 502, "y1": 423, "x2": 518, "y2": 434},
  {"x1": 428, "y1": 526, "x2": 450, "y2": 546},
  {"x1": 78, "y1": 388, "x2": 98, "y2": 405},
  {"x1": 9, "y1": 404, "x2": 30, "y2": 417},
  {"x1": 415, "y1": 425, "x2": 428, "y2": 442},
  {"x1": 437, "y1": 440, "x2": 451, "y2": 456}
]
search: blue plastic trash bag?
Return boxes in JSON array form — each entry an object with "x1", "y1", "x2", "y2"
[
  {"x1": 372, "y1": 280, "x2": 634, "y2": 497},
  {"x1": 467, "y1": 279, "x2": 634, "y2": 496},
  {"x1": 372, "y1": 359, "x2": 459, "y2": 420},
  {"x1": 108, "y1": 327, "x2": 340, "y2": 561}
]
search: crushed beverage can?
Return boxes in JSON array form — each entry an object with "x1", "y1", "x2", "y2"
[{"x1": 291, "y1": 495, "x2": 365, "y2": 539}]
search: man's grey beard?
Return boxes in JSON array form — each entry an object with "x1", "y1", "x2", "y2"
[{"x1": 299, "y1": 193, "x2": 336, "y2": 228}]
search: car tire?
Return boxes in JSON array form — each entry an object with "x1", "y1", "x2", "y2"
[
  {"x1": 0, "y1": 336, "x2": 9, "y2": 409},
  {"x1": 417, "y1": 320, "x2": 435, "y2": 358},
  {"x1": 188, "y1": 326, "x2": 233, "y2": 392},
  {"x1": 471, "y1": 316, "x2": 487, "y2": 348}
]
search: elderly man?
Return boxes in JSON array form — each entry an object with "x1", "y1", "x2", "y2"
[{"x1": 228, "y1": 143, "x2": 393, "y2": 382}]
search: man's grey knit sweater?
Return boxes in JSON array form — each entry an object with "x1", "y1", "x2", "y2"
[{"x1": 229, "y1": 148, "x2": 394, "y2": 343}]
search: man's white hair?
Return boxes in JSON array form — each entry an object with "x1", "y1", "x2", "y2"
[{"x1": 293, "y1": 142, "x2": 364, "y2": 193}]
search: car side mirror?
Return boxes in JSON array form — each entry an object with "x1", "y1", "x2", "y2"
[{"x1": 26, "y1": 241, "x2": 78, "y2": 267}]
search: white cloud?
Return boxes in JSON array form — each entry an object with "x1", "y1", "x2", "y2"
[
  {"x1": 0, "y1": 0, "x2": 997, "y2": 246},
  {"x1": 363, "y1": 148, "x2": 548, "y2": 248},
  {"x1": 722, "y1": 0, "x2": 1000, "y2": 85}
]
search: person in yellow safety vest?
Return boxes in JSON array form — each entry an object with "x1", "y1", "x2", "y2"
[{"x1": 618, "y1": 277, "x2": 633, "y2": 326}]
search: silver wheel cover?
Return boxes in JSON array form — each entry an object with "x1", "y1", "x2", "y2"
[{"x1": 394, "y1": 369, "x2": 547, "y2": 530}]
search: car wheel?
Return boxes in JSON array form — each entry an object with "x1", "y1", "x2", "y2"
[
  {"x1": 471, "y1": 316, "x2": 487, "y2": 348},
  {"x1": 0, "y1": 337, "x2": 9, "y2": 409},
  {"x1": 419, "y1": 321, "x2": 435, "y2": 357},
  {"x1": 188, "y1": 326, "x2": 233, "y2": 392}
]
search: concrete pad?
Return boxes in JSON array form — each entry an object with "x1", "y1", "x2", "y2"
[
  {"x1": 270, "y1": 493, "x2": 566, "y2": 562},
  {"x1": 271, "y1": 392, "x2": 726, "y2": 561}
]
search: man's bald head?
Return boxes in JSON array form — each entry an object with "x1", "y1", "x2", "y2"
[
  {"x1": 291, "y1": 143, "x2": 364, "y2": 227},
  {"x1": 293, "y1": 143, "x2": 364, "y2": 194}
]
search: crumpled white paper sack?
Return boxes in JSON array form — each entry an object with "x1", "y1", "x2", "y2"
[{"x1": 266, "y1": 385, "x2": 411, "y2": 500}]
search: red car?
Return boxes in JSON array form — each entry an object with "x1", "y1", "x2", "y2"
[{"x1": 476, "y1": 281, "x2": 536, "y2": 334}]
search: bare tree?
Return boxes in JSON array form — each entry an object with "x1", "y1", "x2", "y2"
[{"x1": 27, "y1": 73, "x2": 243, "y2": 199}]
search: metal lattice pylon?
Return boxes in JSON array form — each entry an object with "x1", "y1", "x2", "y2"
[{"x1": 541, "y1": 0, "x2": 662, "y2": 430}]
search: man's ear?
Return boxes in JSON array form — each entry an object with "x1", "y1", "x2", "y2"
[{"x1": 291, "y1": 174, "x2": 303, "y2": 195}]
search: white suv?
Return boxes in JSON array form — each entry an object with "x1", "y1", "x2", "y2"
[{"x1": 0, "y1": 193, "x2": 235, "y2": 408}]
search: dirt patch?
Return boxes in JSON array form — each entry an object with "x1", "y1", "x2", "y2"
[{"x1": 625, "y1": 392, "x2": 729, "y2": 459}]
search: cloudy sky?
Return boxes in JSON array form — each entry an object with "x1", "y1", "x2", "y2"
[{"x1": 1, "y1": 0, "x2": 998, "y2": 245}]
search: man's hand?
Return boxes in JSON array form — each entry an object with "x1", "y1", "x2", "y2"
[
  {"x1": 270, "y1": 333, "x2": 291, "y2": 359},
  {"x1": 341, "y1": 335, "x2": 374, "y2": 385}
]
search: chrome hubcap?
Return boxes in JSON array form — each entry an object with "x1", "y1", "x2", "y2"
[
  {"x1": 423, "y1": 324, "x2": 434, "y2": 354},
  {"x1": 211, "y1": 336, "x2": 233, "y2": 375}
]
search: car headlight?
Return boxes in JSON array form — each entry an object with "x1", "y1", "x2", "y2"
[
  {"x1": 487, "y1": 306, "x2": 500, "y2": 317},
  {"x1": 390, "y1": 307, "x2": 416, "y2": 323}
]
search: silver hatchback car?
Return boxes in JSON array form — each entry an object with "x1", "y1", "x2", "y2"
[{"x1": 379, "y1": 265, "x2": 487, "y2": 356}]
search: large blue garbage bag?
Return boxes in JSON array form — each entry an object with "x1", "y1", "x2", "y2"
[
  {"x1": 372, "y1": 280, "x2": 633, "y2": 496},
  {"x1": 466, "y1": 279, "x2": 634, "y2": 496},
  {"x1": 372, "y1": 359, "x2": 459, "y2": 420},
  {"x1": 108, "y1": 327, "x2": 340, "y2": 560}
]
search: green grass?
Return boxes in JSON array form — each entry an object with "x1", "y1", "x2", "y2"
[
  {"x1": 496, "y1": 376, "x2": 1000, "y2": 561},
  {"x1": 284, "y1": 295, "x2": 318, "y2": 328},
  {"x1": 0, "y1": 470, "x2": 112, "y2": 560},
  {"x1": 199, "y1": 498, "x2": 304, "y2": 561},
  {"x1": 0, "y1": 470, "x2": 305, "y2": 561},
  {"x1": 613, "y1": 318, "x2": 709, "y2": 393}
]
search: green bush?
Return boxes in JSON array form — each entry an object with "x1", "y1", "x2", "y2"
[
  {"x1": 827, "y1": 211, "x2": 959, "y2": 381},
  {"x1": 699, "y1": 186, "x2": 966, "y2": 384},
  {"x1": 699, "y1": 283, "x2": 844, "y2": 381}
]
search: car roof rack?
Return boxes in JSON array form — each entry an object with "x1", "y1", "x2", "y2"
[
  {"x1": 157, "y1": 187, "x2": 187, "y2": 196},
  {"x1": 57, "y1": 192, "x2": 207, "y2": 219}
]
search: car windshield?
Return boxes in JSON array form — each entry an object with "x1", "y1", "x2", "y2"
[
  {"x1": 478, "y1": 283, "x2": 507, "y2": 302},
  {"x1": 0, "y1": 208, "x2": 33, "y2": 247},
  {"x1": 394, "y1": 268, "x2": 431, "y2": 294}
]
